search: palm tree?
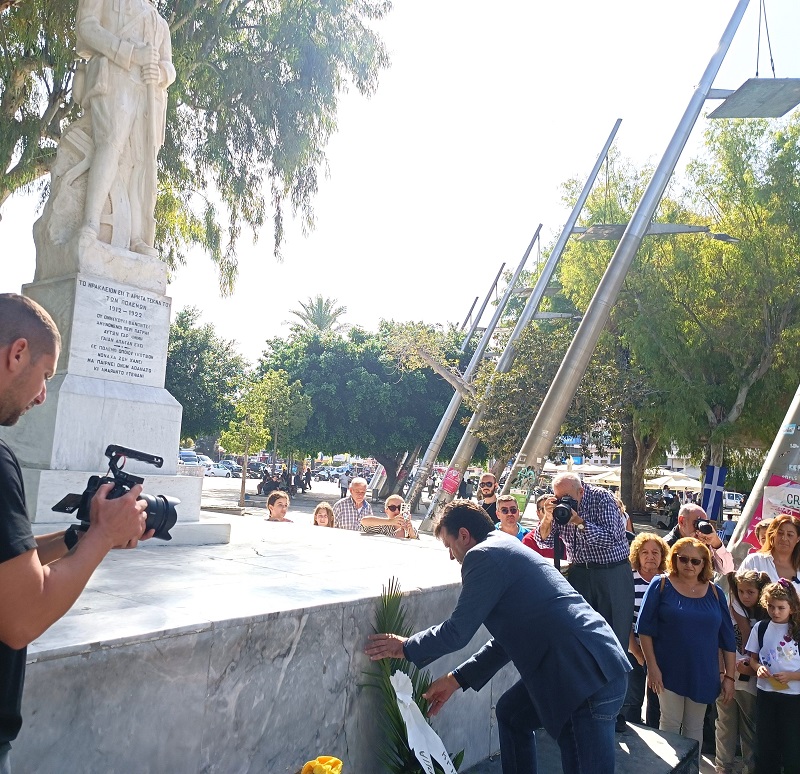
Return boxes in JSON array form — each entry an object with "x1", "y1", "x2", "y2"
[{"x1": 288, "y1": 295, "x2": 347, "y2": 333}]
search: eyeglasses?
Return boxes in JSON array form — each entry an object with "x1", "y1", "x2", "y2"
[
  {"x1": 498, "y1": 506, "x2": 519, "y2": 515},
  {"x1": 479, "y1": 482, "x2": 495, "y2": 488},
  {"x1": 386, "y1": 504, "x2": 402, "y2": 512},
  {"x1": 676, "y1": 555, "x2": 703, "y2": 567}
]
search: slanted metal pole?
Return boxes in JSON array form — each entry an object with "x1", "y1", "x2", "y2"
[
  {"x1": 729, "y1": 382, "x2": 800, "y2": 562},
  {"x1": 460, "y1": 297, "x2": 479, "y2": 331},
  {"x1": 406, "y1": 228, "x2": 542, "y2": 512},
  {"x1": 460, "y1": 263, "x2": 506, "y2": 353},
  {"x1": 419, "y1": 120, "x2": 622, "y2": 530},
  {"x1": 501, "y1": 0, "x2": 752, "y2": 495}
]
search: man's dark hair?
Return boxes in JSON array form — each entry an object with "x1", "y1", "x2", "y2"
[
  {"x1": 0, "y1": 293, "x2": 61, "y2": 359},
  {"x1": 434, "y1": 499, "x2": 494, "y2": 543}
]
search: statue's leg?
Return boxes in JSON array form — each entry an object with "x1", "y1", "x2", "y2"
[{"x1": 81, "y1": 85, "x2": 137, "y2": 238}]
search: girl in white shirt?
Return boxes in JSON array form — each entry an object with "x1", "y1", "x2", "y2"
[{"x1": 743, "y1": 579, "x2": 800, "y2": 774}]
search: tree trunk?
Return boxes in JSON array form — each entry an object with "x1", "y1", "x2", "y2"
[
  {"x1": 392, "y1": 446, "x2": 421, "y2": 495},
  {"x1": 490, "y1": 457, "x2": 506, "y2": 481},
  {"x1": 709, "y1": 439, "x2": 725, "y2": 468},
  {"x1": 619, "y1": 412, "x2": 635, "y2": 513},
  {"x1": 631, "y1": 419, "x2": 660, "y2": 514},
  {"x1": 374, "y1": 453, "x2": 402, "y2": 499}
]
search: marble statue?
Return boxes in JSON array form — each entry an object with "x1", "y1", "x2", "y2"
[{"x1": 33, "y1": 0, "x2": 175, "y2": 277}]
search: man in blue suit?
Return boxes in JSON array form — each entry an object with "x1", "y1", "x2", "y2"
[{"x1": 365, "y1": 500, "x2": 630, "y2": 774}]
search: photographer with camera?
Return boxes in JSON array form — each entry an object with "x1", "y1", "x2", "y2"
[
  {"x1": 664, "y1": 503, "x2": 734, "y2": 577},
  {"x1": 534, "y1": 472, "x2": 634, "y2": 653},
  {"x1": 0, "y1": 294, "x2": 153, "y2": 770}
]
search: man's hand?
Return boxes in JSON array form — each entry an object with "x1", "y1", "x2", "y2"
[
  {"x1": 89, "y1": 483, "x2": 148, "y2": 550},
  {"x1": 133, "y1": 43, "x2": 159, "y2": 84},
  {"x1": 423, "y1": 673, "x2": 459, "y2": 717},
  {"x1": 364, "y1": 633, "x2": 407, "y2": 660},
  {"x1": 720, "y1": 676, "x2": 735, "y2": 703},
  {"x1": 695, "y1": 529, "x2": 722, "y2": 550}
]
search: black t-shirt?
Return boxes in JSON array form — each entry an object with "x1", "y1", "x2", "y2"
[
  {"x1": 482, "y1": 500, "x2": 497, "y2": 520},
  {"x1": 0, "y1": 440, "x2": 37, "y2": 744}
]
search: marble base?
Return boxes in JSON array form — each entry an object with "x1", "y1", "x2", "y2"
[
  {"x1": 1, "y1": 372, "x2": 182, "y2": 475},
  {"x1": 21, "y1": 469, "x2": 203, "y2": 524},
  {"x1": 14, "y1": 519, "x2": 509, "y2": 773},
  {"x1": 34, "y1": 227, "x2": 168, "y2": 295}
]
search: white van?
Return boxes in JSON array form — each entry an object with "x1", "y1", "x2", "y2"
[{"x1": 722, "y1": 491, "x2": 744, "y2": 510}]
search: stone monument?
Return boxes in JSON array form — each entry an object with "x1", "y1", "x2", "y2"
[{"x1": 0, "y1": 0, "x2": 222, "y2": 541}]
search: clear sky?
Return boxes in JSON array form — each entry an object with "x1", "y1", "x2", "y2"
[{"x1": 3, "y1": 0, "x2": 800, "y2": 363}]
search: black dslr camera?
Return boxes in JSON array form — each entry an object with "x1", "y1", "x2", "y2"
[
  {"x1": 52, "y1": 445, "x2": 179, "y2": 541},
  {"x1": 552, "y1": 495, "x2": 579, "y2": 525}
]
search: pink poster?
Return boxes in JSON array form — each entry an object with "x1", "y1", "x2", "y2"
[
  {"x1": 441, "y1": 467, "x2": 461, "y2": 495},
  {"x1": 743, "y1": 474, "x2": 794, "y2": 549}
]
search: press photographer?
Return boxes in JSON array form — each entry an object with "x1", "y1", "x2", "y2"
[{"x1": 0, "y1": 294, "x2": 154, "y2": 772}]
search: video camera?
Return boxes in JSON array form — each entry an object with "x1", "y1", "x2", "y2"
[{"x1": 52, "y1": 445, "x2": 179, "y2": 541}]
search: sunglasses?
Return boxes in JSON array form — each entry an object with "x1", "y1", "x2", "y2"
[
  {"x1": 386, "y1": 504, "x2": 402, "y2": 512},
  {"x1": 479, "y1": 482, "x2": 495, "y2": 488},
  {"x1": 676, "y1": 554, "x2": 703, "y2": 567},
  {"x1": 498, "y1": 506, "x2": 519, "y2": 515}
]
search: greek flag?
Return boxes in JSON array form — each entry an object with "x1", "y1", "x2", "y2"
[{"x1": 702, "y1": 465, "x2": 727, "y2": 520}]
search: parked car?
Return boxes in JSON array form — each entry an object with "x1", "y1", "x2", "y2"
[
  {"x1": 219, "y1": 460, "x2": 242, "y2": 477},
  {"x1": 247, "y1": 462, "x2": 266, "y2": 478},
  {"x1": 314, "y1": 468, "x2": 334, "y2": 482},
  {"x1": 205, "y1": 463, "x2": 232, "y2": 478},
  {"x1": 179, "y1": 449, "x2": 200, "y2": 466},
  {"x1": 722, "y1": 491, "x2": 745, "y2": 511},
  {"x1": 196, "y1": 454, "x2": 214, "y2": 469}
]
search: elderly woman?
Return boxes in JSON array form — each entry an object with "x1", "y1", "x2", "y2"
[
  {"x1": 266, "y1": 490, "x2": 292, "y2": 522},
  {"x1": 622, "y1": 532, "x2": 669, "y2": 727},
  {"x1": 738, "y1": 513, "x2": 800, "y2": 591},
  {"x1": 360, "y1": 494, "x2": 418, "y2": 539},
  {"x1": 493, "y1": 494, "x2": 529, "y2": 540},
  {"x1": 637, "y1": 537, "x2": 736, "y2": 757}
]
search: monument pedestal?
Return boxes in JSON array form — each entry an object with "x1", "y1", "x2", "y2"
[{"x1": 0, "y1": 265, "x2": 227, "y2": 545}]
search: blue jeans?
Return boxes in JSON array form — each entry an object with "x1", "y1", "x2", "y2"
[{"x1": 496, "y1": 674, "x2": 626, "y2": 774}]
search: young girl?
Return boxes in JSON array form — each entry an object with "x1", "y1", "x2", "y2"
[
  {"x1": 714, "y1": 572, "x2": 770, "y2": 774},
  {"x1": 744, "y1": 579, "x2": 800, "y2": 774}
]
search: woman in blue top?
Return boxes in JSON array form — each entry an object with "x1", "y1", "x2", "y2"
[{"x1": 637, "y1": 537, "x2": 736, "y2": 757}]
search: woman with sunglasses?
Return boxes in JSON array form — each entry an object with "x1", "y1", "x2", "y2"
[
  {"x1": 493, "y1": 494, "x2": 529, "y2": 541},
  {"x1": 636, "y1": 537, "x2": 736, "y2": 759},
  {"x1": 359, "y1": 494, "x2": 418, "y2": 539}
]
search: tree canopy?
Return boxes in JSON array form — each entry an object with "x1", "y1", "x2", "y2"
[
  {"x1": 288, "y1": 295, "x2": 347, "y2": 333},
  {"x1": 0, "y1": 0, "x2": 391, "y2": 290},
  {"x1": 165, "y1": 306, "x2": 248, "y2": 441}
]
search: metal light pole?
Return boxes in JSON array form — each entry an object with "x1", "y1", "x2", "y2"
[
  {"x1": 501, "y1": 0, "x2": 752, "y2": 494},
  {"x1": 460, "y1": 263, "x2": 506, "y2": 354},
  {"x1": 418, "y1": 120, "x2": 622, "y2": 530},
  {"x1": 405, "y1": 226, "x2": 542, "y2": 512}
]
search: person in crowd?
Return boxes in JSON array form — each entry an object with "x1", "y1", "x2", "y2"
[
  {"x1": 258, "y1": 469, "x2": 279, "y2": 496},
  {"x1": 313, "y1": 502, "x2": 334, "y2": 528},
  {"x1": 266, "y1": 490, "x2": 292, "y2": 522},
  {"x1": 303, "y1": 467, "x2": 312, "y2": 491},
  {"x1": 478, "y1": 473, "x2": 499, "y2": 520},
  {"x1": 720, "y1": 513, "x2": 737, "y2": 545},
  {"x1": 427, "y1": 474, "x2": 436, "y2": 498},
  {"x1": 493, "y1": 494, "x2": 529, "y2": 540},
  {"x1": 714, "y1": 571, "x2": 771, "y2": 774},
  {"x1": 360, "y1": 494, "x2": 418, "y2": 539},
  {"x1": 522, "y1": 494, "x2": 554, "y2": 559},
  {"x1": 338, "y1": 470, "x2": 350, "y2": 500},
  {"x1": 622, "y1": 532, "x2": 669, "y2": 728},
  {"x1": 0, "y1": 294, "x2": 151, "y2": 770},
  {"x1": 637, "y1": 537, "x2": 736, "y2": 760},
  {"x1": 333, "y1": 477, "x2": 372, "y2": 530},
  {"x1": 534, "y1": 472, "x2": 634, "y2": 651},
  {"x1": 365, "y1": 500, "x2": 630, "y2": 774},
  {"x1": 665, "y1": 503, "x2": 734, "y2": 577},
  {"x1": 750, "y1": 517, "x2": 773, "y2": 552},
  {"x1": 738, "y1": 514, "x2": 800, "y2": 592},
  {"x1": 743, "y1": 579, "x2": 800, "y2": 774},
  {"x1": 659, "y1": 486, "x2": 680, "y2": 528},
  {"x1": 613, "y1": 494, "x2": 634, "y2": 535}
]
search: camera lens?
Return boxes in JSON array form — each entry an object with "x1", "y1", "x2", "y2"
[
  {"x1": 139, "y1": 494, "x2": 180, "y2": 540},
  {"x1": 695, "y1": 520, "x2": 714, "y2": 535}
]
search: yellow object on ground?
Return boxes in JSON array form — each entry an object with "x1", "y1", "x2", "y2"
[{"x1": 300, "y1": 756, "x2": 343, "y2": 774}]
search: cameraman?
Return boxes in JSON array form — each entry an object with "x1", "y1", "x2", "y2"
[
  {"x1": 534, "y1": 472, "x2": 634, "y2": 653},
  {"x1": 0, "y1": 294, "x2": 152, "y2": 770},
  {"x1": 664, "y1": 503, "x2": 733, "y2": 577}
]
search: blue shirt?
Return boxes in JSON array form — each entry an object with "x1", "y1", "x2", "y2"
[
  {"x1": 494, "y1": 522, "x2": 530, "y2": 541},
  {"x1": 636, "y1": 575, "x2": 736, "y2": 704}
]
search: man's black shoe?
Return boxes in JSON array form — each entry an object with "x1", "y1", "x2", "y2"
[{"x1": 615, "y1": 716, "x2": 628, "y2": 733}]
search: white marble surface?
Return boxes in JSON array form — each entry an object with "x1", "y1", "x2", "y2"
[{"x1": 17, "y1": 516, "x2": 512, "y2": 773}]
